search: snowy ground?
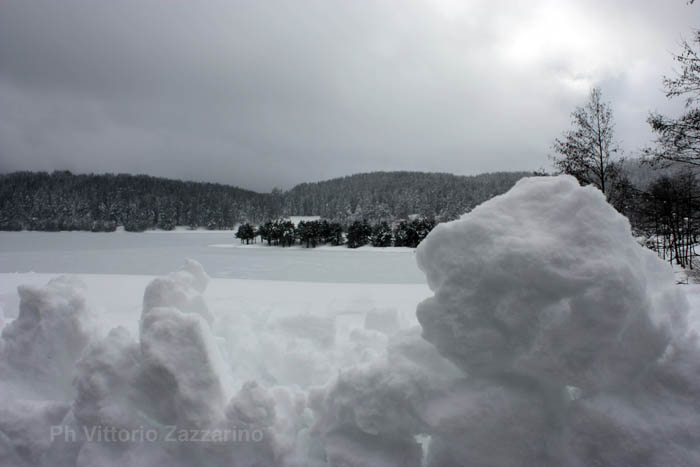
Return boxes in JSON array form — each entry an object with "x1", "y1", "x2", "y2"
[
  {"x1": 0, "y1": 227, "x2": 431, "y2": 392},
  {"x1": 0, "y1": 251, "x2": 434, "y2": 466},
  {"x1": 1, "y1": 176, "x2": 699, "y2": 466},
  {"x1": 0, "y1": 272, "x2": 429, "y2": 360},
  {"x1": 2, "y1": 267, "x2": 698, "y2": 386},
  {"x1": 0, "y1": 231, "x2": 422, "y2": 283},
  {"x1": 0, "y1": 232, "x2": 430, "y2": 400}
]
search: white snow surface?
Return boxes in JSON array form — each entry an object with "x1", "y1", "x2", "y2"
[
  {"x1": 413, "y1": 176, "x2": 699, "y2": 466},
  {"x1": 0, "y1": 175, "x2": 698, "y2": 466},
  {"x1": 0, "y1": 270, "x2": 431, "y2": 466},
  {"x1": 0, "y1": 231, "x2": 423, "y2": 283}
]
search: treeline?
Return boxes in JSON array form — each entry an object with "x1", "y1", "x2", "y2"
[
  {"x1": 282, "y1": 171, "x2": 528, "y2": 223},
  {"x1": 0, "y1": 170, "x2": 527, "y2": 231},
  {"x1": 624, "y1": 168, "x2": 699, "y2": 269},
  {"x1": 0, "y1": 171, "x2": 271, "y2": 231},
  {"x1": 236, "y1": 218, "x2": 437, "y2": 249}
]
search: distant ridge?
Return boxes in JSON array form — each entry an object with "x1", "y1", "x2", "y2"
[
  {"x1": 0, "y1": 170, "x2": 529, "y2": 231},
  {"x1": 282, "y1": 171, "x2": 529, "y2": 221}
]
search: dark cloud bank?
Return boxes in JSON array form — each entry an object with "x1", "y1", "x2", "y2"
[{"x1": 0, "y1": 0, "x2": 698, "y2": 191}]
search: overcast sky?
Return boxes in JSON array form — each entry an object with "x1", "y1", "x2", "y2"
[{"x1": 0, "y1": 0, "x2": 698, "y2": 191}]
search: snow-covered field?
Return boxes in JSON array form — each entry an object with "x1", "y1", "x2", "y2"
[
  {"x1": 0, "y1": 231, "x2": 422, "y2": 283},
  {"x1": 1, "y1": 176, "x2": 699, "y2": 466}
]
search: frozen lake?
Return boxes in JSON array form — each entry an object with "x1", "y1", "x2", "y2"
[{"x1": 0, "y1": 231, "x2": 424, "y2": 283}]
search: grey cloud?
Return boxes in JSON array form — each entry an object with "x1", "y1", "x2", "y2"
[{"x1": 0, "y1": 0, "x2": 698, "y2": 190}]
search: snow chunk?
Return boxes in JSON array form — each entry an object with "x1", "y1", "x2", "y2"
[
  {"x1": 137, "y1": 260, "x2": 228, "y2": 428},
  {"x1": 1, "y1": 276, "x2": 94, "y2": 397},
  {"x1": 72, "y1": 326, "x2": 141, "y2": 429},
  {"x1": 0, "y1": 399, "x2": 70, "y2": 466},
  {"x1": 136, "y1": 306, "x2": 230, "y2": 428},
  {"x1": 169, "y1": 258, "x2": 210, "y2": 294},
  {"x1": 226, "y1": 381, "x2": 276, "y2": 428},
  {"x1": 142, "y1": 258, "x2": 212, "y2": 324},
  {"x1": 416, "y1": 175, "x2": 687, "y2": 390},
  {"x1": 44, "y1": 262, "x2": 254, "y2": 466},
  {"x1": 309, "y1": 328, "x2": 462, "y2": 467}
]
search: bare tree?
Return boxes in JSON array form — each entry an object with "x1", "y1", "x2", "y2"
[
  {"x1": 647, "y1": 30, "x2": 700, "y2": 167},
  {"x1": 551, "y1": 87, "x2": 621, "y2": 195},
  {"x1": 638, "y1": 170, "x2": 699, "y2": 269}
]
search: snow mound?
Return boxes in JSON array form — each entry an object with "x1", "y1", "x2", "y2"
[
  {"x1": 417, "y1": 175, "x2": 687, "y2": 388},
  {"x1": 35, "y1": 260, "x2": 292, "y2": 467},
  {"x1": 412, "y1": 175, "x2": 699, "y2": 465},
  {"x1": 1, "y1": 276, "x2": 94, "y2": 398},
  {"x1": 136, "y1": 305, "x2": 231, "y2": 428}
]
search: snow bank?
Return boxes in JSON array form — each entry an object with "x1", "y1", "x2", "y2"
[
  {"x1": 417, "y1": 176, "x2": 686, "y2": 388},
  {"x1": 306, "y1": 176, "x2": 700, "y2": 466},
  {"x1": 309, "y1": 327, "x2": 462, "y2": 467},
  {"x1": 0, "y1": 261, "x2": 287, "y2": 466},
  {"x1": 0, "y1": 260, "x2": 430, "y2": 466},
  {"x1": 411, "y1": 175, "x2": 698, "y2": 465}
]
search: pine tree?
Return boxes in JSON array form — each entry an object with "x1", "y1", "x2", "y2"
[
  {"x1": 328, "y1": 222, "x2": 344, "y2": 245},
  {"x1": 235, "y1": 223, "x2": 256, "y2": 244},
  {"x1": 370, "y1": 221, "x2": 393, "y2": 247},
  {"x1": 346, "y1": 220, "x2": 371, "y2": 248}
]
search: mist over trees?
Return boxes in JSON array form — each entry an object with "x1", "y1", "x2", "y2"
[{"x1": 0, "y1": 170, "x2": 527, "y2": 231}]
